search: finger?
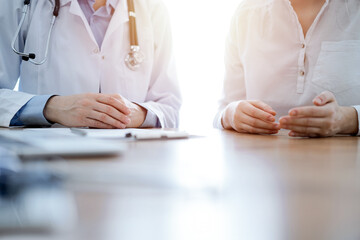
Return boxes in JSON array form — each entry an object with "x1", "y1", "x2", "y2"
[
  {"x1": 288, "y1": 106, "x2": 328, "y2": 118},
  {"x1": 242, "y1": 103, "x2": 276, "y2": 122},
  {"x1": 241, "y1": 113, "x2": 280, "y2": 130},
  {"x1": 313, "y1": 91, "x2": 335, "y2": 106},
  {"x1": 281, "y1": 124, "x2": 321, "y2": 135},
  {"x1": 235, "y1": 123, "x2": 279, "y2": 135},
  {"x1": 249, "y1": 101, "x2": 277, "y2": 116},
  {"x1": 85, "y1": 118, "x2": 116, "y2": 129},
  {"x1": 88, "y1": 111, "x2": 126, "y2": 129},
  {"x1": 96, "y1": 95, "x2": 131, "y2": 115},
  {"x1": 92, "y1": 102, "x2": 131, "y2": 125},
  {"x1": 288, "y1": 131, "x2": 319, "y2": 138},
  {"x1": 279, "y1": 117, "x2": 324, "y2": 128}
]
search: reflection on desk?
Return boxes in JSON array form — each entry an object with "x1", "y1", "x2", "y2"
[{"x1": 1, "y1": 129, "x2": 360, "y2": 240}]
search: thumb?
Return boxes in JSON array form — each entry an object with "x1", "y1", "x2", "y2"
[{"x1": 313, "y1": 91, "x2": 335, "y2": 106}]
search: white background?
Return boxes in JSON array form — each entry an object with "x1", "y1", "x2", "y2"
[{"x1": 163, "y1": 0, "x2": 242, "y2": 131}]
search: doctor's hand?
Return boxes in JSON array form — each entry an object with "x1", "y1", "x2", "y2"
[
  {"x1": 279, "y1": 91, "x2": 358, "y2": 137},
  {"x1": 44, "y1": 93, "x2": 146, "y2": 129},
  {"x1": 221, "y1": 100, "x2": 280, "y2": 134}
]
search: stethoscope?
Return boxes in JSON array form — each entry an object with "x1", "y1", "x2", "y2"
[{"x1": 11, "y1": 0, "x2": 144, "y2": 71}]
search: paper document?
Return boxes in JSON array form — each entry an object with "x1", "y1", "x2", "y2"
[
  {"x1": 70, "y1": 128, "x2": 189, "y2": 140},
  {"x1": 0, "y1": 129, "x2": 125, "y2": 157}
]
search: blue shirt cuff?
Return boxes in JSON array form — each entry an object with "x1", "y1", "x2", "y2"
[{"x1": 10, "y1": 95, "x2": 54, "y2": 126}]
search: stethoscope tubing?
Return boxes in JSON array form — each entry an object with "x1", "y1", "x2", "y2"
[
  {"x1": 12, "y1": 0, "x2": 143, "y2": 70},
  {"x1": 127, "y1": 0, "x2": 138, "y2": 47},
  {"x1": 11, "y1": 4, "x2": 31, "y2": 59}
]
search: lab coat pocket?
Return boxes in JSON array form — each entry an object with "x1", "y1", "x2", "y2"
[{"x1": 311, "y1": 40, "x2": 360, "y2": 93}]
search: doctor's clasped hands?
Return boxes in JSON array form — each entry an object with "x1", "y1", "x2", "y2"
[{"x1": 44, "y1": 93, "x2": 147, "y2": 129}]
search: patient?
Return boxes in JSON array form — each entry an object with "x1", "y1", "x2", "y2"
[{"x1": 215, "y1": 0, "x2": 360, "y2": 137}]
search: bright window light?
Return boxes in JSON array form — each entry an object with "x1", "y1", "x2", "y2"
[{"x1": 163, "y1": 0, "x2": 242, "y2": 132}]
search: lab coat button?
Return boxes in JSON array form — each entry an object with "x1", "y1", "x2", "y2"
[
  {"x1": 300, "y1": 70, "x2": 305, "y2": 76},
  {"x1": 93, "y1": 49, "x2": 99, "y2": 54},
  {"x1": 102, "y1": 56, "x2": 105, "y2": 60},
  {"x1": 301, "y1": 43, "x2": 305, "y2": 48}
]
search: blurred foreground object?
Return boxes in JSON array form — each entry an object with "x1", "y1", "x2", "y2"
[{"x1": 0, "y1": 147, "x2": 77, "y2": 233}]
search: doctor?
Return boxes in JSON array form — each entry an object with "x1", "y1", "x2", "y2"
[
  {"x1": 215, "y1": 0, "x2": 360, "y2": 137},
  {"x1": 0, "y1": 0, "x2": 181, "y2": 129}
]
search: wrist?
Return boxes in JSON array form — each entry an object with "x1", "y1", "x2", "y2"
[
  {"x1": 43, "y1": 96, "x2": 61, "y2": 123},
  {"x1": 339, "y1": 107, "x2": 358, "y2": 135},
  {"x1": 222, "y1": 103, "x2": 235, "y2": 130},
  {"x1": 130, "y1": 103, "x2": 147, "y2": 127}
]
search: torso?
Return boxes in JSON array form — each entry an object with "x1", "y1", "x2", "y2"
[{"x1": 228, "y1": 0, "x2": 360, "y2": 118}]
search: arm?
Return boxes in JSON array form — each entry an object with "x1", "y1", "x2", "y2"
[
  {"x1": 214, "y1": 8, "x2": 279, "y2": 134},
  {"x1": 10, "y1": 95, "x2": 53, "y2": 126},
  {"x1": 139, "y1": 0, "x2": 182, "y2": 128},
  {"x1": 0, "y1": 0, "x2": 37, "y2": 127},
  {"x1": 214, "y1": 10, "x2": 247, "y2": 129}
]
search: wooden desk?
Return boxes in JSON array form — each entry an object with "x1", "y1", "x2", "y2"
[{"x1": 3, "y1": 130, "x2": 360, "y2": 240}]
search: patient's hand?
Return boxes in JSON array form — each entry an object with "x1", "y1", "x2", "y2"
[
  {"x1": 279, "y1": 91, "x2": 358, "y2": 137},
  {"x1": 222, "y1": 100, "x2": 280, "y2": 134}
]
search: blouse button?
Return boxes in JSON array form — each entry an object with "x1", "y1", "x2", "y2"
[
  {"x1": 301, "y1": 43, "x2": 305, "y2": 48},
  {"x1": 300, "y1": 70, "x2": 305, "y2": 76}
]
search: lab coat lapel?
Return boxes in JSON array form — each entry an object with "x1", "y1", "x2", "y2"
[
  {"x1": 60, "y1": 0, "x2": 72, "y2": 6},
  {"x1": 103, "y1": 0, "x2": 129, "y2": 46},
  {"x1": 68, "y1": 0, "x2": 98, "y2": 47}
]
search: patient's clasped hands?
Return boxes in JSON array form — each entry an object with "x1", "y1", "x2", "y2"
[{"x1": 222, "y1": 91, "x2": 359, "y2": 137}]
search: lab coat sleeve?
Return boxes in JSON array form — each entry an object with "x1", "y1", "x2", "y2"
[
  {"x1": 10, "y1": 95, "x2": 53, "y2": 126},
  {"x1": 213, "y1": 8, "x2": 247, "y2": 129},
  {"x1": 137, "y1": 103, "x2": 160, "y2": 128},
  {"x1": 352, "y1": 105, "x2": 360, "y2": 136},
  {"x1": 142, "y1": 0, "x2": 182, "y2": 128},
  {"x1": 0, "y1": 0, "x2": 35, "y2": 127}
]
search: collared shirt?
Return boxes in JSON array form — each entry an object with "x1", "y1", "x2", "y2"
[
  {"x1": 214, "y1": 0, "x2": 360, "y2": 135},
  {"x1": 78, "y1": 0, "x2": 117, "y2": 48},
  {"x1": 10, "y1": 0, "x2": 160, "y2": 127}
]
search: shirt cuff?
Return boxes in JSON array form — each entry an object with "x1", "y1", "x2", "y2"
[
  {"x1": 135, "y1": 103, "x2": 161, "y2": 128},
  {"x1": 213, "y1": 109, "x2": 226, "y2": 130},
  {"x1": 10, "y1": 95, "x2": 53, "y2": 127},
  {"x1": 352, "y1": 105, "x2": 360, "y2": 136}
]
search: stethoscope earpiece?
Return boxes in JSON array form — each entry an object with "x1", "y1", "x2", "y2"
[{"x1": 12, "y1": 0, "x2": 57, "y2": 65}]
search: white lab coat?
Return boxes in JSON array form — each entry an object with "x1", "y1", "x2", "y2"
[{"x1": 0, "y1": 0, "x2": 181, "y2": 127}]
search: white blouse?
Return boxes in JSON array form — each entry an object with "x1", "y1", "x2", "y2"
[{"x1": 215, "y1": 0, "x2": 360, "y2": 135}]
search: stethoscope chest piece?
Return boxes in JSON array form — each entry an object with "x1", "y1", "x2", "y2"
[
  {"x1": 125, "y1": 45, "x2": 144, "y2": 71},
  {"x1": 125, "y1": 0, "x2": 144, "y2": 71}
]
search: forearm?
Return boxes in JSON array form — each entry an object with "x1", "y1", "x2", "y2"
[{"x1": 0, "y1": 89, "x2": 35, "y2": 127}]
